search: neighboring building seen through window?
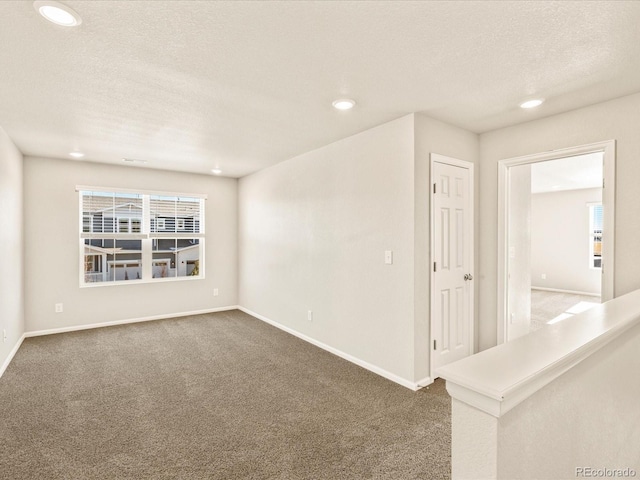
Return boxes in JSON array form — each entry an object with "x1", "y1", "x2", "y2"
[
  {"x1": 79, "y1": 188, "x2": 205, "y2": 285},
  {"x1": 589, "y1": 203, "x2": 603, "y2": 269}
]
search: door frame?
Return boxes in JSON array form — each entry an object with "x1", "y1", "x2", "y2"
[
  {"x1": 497, "y1": 140, "x2": 616, "y2": 344},
  {"x1": 430, "y1": 153, "x2": 475, "y2": 379}
]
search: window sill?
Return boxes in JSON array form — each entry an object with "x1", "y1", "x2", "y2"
[{"x1": 80, "y1": 275, "x2": 205, "y2": 288}]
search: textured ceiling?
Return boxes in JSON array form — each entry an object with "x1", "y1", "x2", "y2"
[
  {"x1": 531, "y1": 153, "x2": 603, "y2": 194},
  {"x1": 1, "y1": 1, "x2": 640, "y2": 177}
]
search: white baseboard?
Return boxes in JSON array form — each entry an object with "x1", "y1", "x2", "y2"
[
  {"x1": 25, "y1": 305, "x2": 240, "y2": 338},
  {"x1": 0, "y1": 333, "x2": 26, "y2": 379},
  {"x1": 415, "y1": 376, "x2": 434, "y2": 390},
  {"x1": 237, "y1": 306, "x2": 423, "y2": 391},
  {"x1": 13, "y1": 305, "x2": 428, "y2": 392},
  {"x1": 531, "y1": 286, "x2": 600, "y2": 297}
]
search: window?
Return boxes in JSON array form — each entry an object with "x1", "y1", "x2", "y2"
[
  {"x1": 78, "y1": 187, "x2": 205, "y2": 286},
  {"x1": 589, "y1": 203, "x2": 603, "y2": 269}
]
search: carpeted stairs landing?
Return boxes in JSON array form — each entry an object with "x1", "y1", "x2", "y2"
[{"x1": 0, "y1": 309, "x2": 451, "y2": 479}]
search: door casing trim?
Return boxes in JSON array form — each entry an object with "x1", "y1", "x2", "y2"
[{"x1": 496, "y1": 140, "x2": 616, "y2": 344}]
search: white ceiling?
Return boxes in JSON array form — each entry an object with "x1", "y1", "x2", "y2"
[
  {"x1": 1, "y1": 1, "x2": 640, "y2": 178},
  {"x1": 530, "y1": 152, "x2": 603, "y2": 194}
]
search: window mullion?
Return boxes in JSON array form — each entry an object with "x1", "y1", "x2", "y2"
[
  {"x1": 141, "y1": 195, "x2": 152, "y2": 280},
  {"x1": 199, "y1": 198, "x2": 205, "y2": 234}
]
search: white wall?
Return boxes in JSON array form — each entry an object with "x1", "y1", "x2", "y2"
[
  {"x1": 479, "y1": 92, "x2": 640, "y2": 350},
  {"x1": 238, "y1": 113, "x2": 478, "y2": 385},
  {"x1": 496, "y1": 319, "x2": 640, "y2": 478},
  {"x1": 239, "y1": 115, "x2": 416, "y2": 382},
  {"x1": 23, "y1": 157, "x2": 237, "y2": 332},
  {"x1": 0, "y1": 127, "x2": 24, "y2": 374},
  {"x1": 531, "y1": 188, "x2": 602, "y2": 295},
  {"x1": 413, "y1": 114, "x2": 479, "y2": 379},
  {"x1": 444, "y1": 287, "x2": 640, "y2": 479}
]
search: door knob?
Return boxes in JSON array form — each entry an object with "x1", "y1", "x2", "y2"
[{"x1": 464, "y1": 273, "x2": 473, "y2": 281}]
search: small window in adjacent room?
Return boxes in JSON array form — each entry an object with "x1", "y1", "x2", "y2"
[
  {"x1": 78, "y1": 187, "x2": 206, "y2": 286},
  {"x1": 589, "y1": 203, "x2": 603, "y2": 269}
]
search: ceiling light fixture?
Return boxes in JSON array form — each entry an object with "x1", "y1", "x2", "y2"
[
  {"x1": 211, "y1": 168, "x2": 222, "y2": 175},
  {"x1": 332, "y1": 99, "x2": 356, "y2": 111},
  {"x1": 122, "y1": 158, "x2": 147, "y2": 164},
  {"x1": 69, "y1": 151, "x2": 84, "y2": 158},
  {"x1": 520, "y1": 98, "x2": 544, "y2": 109},
  {"x1": 34, "y1": 1, "x2": 82, "y2": 26}
]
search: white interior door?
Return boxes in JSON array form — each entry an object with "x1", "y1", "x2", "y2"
[{"x1": 431, "y1": 154, "x2": 474, "y2": 374}]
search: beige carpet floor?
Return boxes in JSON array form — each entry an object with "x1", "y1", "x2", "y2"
[
  {"x1": 0, "y1": 310, "x2": 451, "y2": 479},
  {"x1": 530, "y1": 289, "x2": 601, "y2": 332}
]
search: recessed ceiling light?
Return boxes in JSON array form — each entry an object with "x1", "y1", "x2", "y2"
[
  {"x1": 332, "y1": 99, "x2": 356, "y2": 111},
  {"x1": 69, "y1": 151, "x2": 84, "y2": 158},
  {"x1": 122, "y1": 158, "x2": 147, "y2": 164},
  {"x1": 34, "y1": 1, "x2": 82, "y2": 27},
  {"x1": 520, "y1": 99, "x2": 544, "y2": 109},
  {"x1": 211, "y1": 168, "x2": 222, "y2": 175}
]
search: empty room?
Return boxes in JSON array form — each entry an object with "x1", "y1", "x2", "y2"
[{"x1": 1, "y1": 1, "x2": 640, "y2": 479}]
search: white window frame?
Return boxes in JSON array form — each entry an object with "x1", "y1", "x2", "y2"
[{"x1": 77, "y1": 186, "x2": 206, "y2": 287}]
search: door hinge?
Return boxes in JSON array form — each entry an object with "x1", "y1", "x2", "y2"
[
  {"x1": 603, "y1": 178, "x2": 605, "y2": 188},
  {"x1": 433, "y1": 262, "x2": 437, "y2": 272},
  {"x1": 433, "y1": 340, "x2": 437, "y2": 350},
  {"x1": 433, "y1": 183, "x2": 436, "y2": 194}
]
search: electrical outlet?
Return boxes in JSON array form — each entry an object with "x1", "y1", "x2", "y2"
[
  {"x1": 308, "y1": 310, "x2": 313, "y2": 322},
  {"x1": 55, "y1": 303, "x2": 63, "y2": 313},
  {"x1": 213, "y1": 288, "x2": 219, "y2": 296}
]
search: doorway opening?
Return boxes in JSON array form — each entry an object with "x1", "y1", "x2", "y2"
[{"x1": 497, "y1": 141, "x2": 615, "y2": 343}]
